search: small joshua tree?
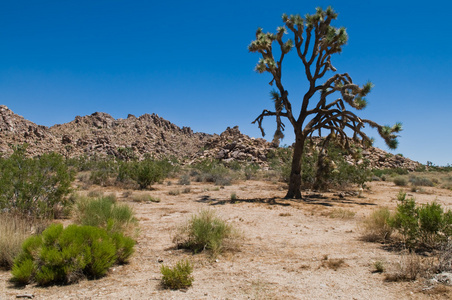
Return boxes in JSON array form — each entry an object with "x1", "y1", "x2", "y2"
[{"x1": 249, "y1": 6, "x2": 402, "y2": 198}]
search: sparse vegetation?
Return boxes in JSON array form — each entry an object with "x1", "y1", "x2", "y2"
[
  {"x1": 393, "y1": 177, "x2": 408, "y2": 187},
  {"x1": 76, "y1": 156, "x2": 176, "y2": 190},
  {"x1": 191, "y1": 159, "x2": 234, "y2": 186},
  {"x1": 373, "y1": 261, "x2": 385, "y2": 273},
  {"x1": 0, "y1": 214, "x2": 47, "y2": 269},
  {"x1": 267, "y1": 144, "x2": 372, "y2": 190},
  {"x1": 361, "y1": 207, "x2": 393, "y2": 242},
  {"x1": 230, "y1": 192, "x2": 237, "y2": 201},
  {"x1": 363, "y1": 191, "x2": 452, "y2": 251},
  {"x1": 409, "y1": 176, "x2": 434, "y2": 187},
  {"x1": 321, "y1": 256, "x2": 346, "y2": 271},
  {"x1": 132, "y1": 194, "x2": 160, "y2": 203},
  {"x1": 328, "y1": 208, "x2": 356, "y2": 219},
  {"x1": 160, "y1": 259, "x2": 194, "y2": 290},
  {"x1": 168, "y1": 189, "x2": 180, "y2": 196},
  {"x1": 279, "y1": 212, "x2": 292, "y2": 217},
  {"x1": 74, "y1": 196, "x2": 137, "y2": 235},
  {"x1": 174, "y1": 209, "x2": 238, "y2": 255},
  {"x1": 384, "y1": 253, "x2": 422, "y2": 282},
  {"x1": 178, "y1": 174, "x2": 191, "y2": 186}
]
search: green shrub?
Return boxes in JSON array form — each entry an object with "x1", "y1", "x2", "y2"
[
  {"x1": 74, "y1": 196, "x2": 136, "y2": 234},
  {"x1": 132, "y1": 159, "x2": 166, "y2": 189},
  {"x1": 418, "y1": 202, "x2": 446, "y2": 247},
  {"x1": 386, "y1": 192, "x2": 452, "y2": 249},
  {"x1": 390, "y1": 192, "x2": 419, "y2": 247},
  {"x1": 160, "y1": 259, "x2": 194, "y2": 290},
  {"x1": 174, "y1": 210, "x2": 237, "y2": 255},
  {"x1": 12, "y1": 224, "x2": 134, "y2": 285},
  {"x1": 393, "y1": 177, "x2": 408, "y2": 187},
  {"x1": 110, "y1": 232, "x2": 136, "y2": 264},
  {"x1": 0, "y1": 146, "x2": 75, "y2": 219}
]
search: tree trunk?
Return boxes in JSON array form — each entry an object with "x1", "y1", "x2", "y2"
[{"x1": 285, "y1": 131, "x2": 305, "y2": 199}]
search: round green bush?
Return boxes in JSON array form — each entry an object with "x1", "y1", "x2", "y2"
[{"x1": 12, "y1": 224, "x2": 135, "y2": 285}]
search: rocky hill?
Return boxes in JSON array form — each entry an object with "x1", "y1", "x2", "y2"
[{"x1": 0, "y1": 105, "x2": 420, "y2": 170}]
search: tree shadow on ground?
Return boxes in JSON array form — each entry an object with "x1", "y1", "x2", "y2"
[
  {"x1": 196, "y1": 193, "x2": 375, "y2": 207},
  {"x1": 200, "y1": 196, "x2": 290, "y2": 206},
  {"x1": 302, "y1": 193, "x2": 377, "y2": 207}
]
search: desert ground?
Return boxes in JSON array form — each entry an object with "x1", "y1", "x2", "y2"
[{"x1": 2, "y1": 179, "x2": 452, "y2": 300}]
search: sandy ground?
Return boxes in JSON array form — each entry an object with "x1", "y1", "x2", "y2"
[{"x1": 2, "y1": 179, "x2": 452, "y2": 299}]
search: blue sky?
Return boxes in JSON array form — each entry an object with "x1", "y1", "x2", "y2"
[{"x1": 1, "y1": 1, "x2": 451, "y2": 166}]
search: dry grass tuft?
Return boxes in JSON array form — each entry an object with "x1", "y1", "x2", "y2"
[
  {"x1": 360, "y1": 207, "x2": 393, "y2": 243},
  {"x1": 279, "y1": 212, "x2": 292, "y2": 217},
  {"x1": 385, "y1": 253, "x2": 422, "y2": 282},
  {"x1": 320, "y1": 255, "x2": 346, "y2": 271},
  {"x1": 0, "y1": 214, "x2": 46, "y2": 269},
  {"x1": 327, "y1": 208, "x2": 356, "y2": 219}
]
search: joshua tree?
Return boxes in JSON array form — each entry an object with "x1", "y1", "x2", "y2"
[{"x1": 249, "y1": 7, "x2": 401, "y2": 198}]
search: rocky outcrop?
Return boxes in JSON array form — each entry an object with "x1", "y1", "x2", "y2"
[
  {"x1": 0, "y1": 105, "x2": 58, "y2": 156},
  {"x1": 48, "y1": 112, "x2": 210, "y2": 159},
  {"x1": 192, "y1": 126, "x2": 276, "y2": 164},
  {"x1": 356, "y1": 148, "x2": 419, "y2": 171},
  {"x1": 0, "y1": 105, "x2": 421, "y2": 170}
]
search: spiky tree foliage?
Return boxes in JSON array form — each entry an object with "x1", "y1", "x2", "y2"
[{"x1": 249, "y1": 7, "x2": 402, "y2": 198}]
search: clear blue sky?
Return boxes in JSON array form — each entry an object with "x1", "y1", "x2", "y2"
[{"x1": 1, "y1": 1, "x2": 451, "y2": 166}]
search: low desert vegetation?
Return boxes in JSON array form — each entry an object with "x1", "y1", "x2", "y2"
[
  {"x1": 320, "y1": 255, "x2": 346, "y2": 271},
  {"x1": 0, "y1": 146, "x2": 75, "y2": 219},
  {"x1": 267, "y1": 144, "x2": 372, "y2": 191},
  {"x1": 384, "y1": 253, "x2": 423, "y2": 282},
  {"x1": 361, "y1": 207, "x2": 394, "y2": 242},
  {"x1": 132, "y1": 194, "x2": 160, "y2": 203},
  {"x1": 190, "y1": 159, "x2": 234, "y2": 186},
  {"x1": 73, "y1": 155, "x2": 177, "y2": 190},
  {"x1": 160, "y1": 259, "x2": 194, "y2": 290},
  {"x1": 1, "y1": 140, "x2": 451, "y2": 294},
  {"x1": 363, "y1": 191, "x2": 452, "y2": 250},
  {"x1": 0, "y1": 214, "x2": 47, "y2": 269},
  {"x1": 11, "y1": 224, "x2": 135, "y2": 285},
  {"x1": 373, "y1": 260, "x2": 385, "y2": 273},
  {"x1": 393, "y1": 176, "x2": 408, "y2": 187},
  {"x1": 327, "y1": 208, "x2": 356, "y2": 219},
  {"x1": 173, "y1": 209, "x2": 239, "y2": 256},
  {"x1": 73, "y1": 196, "x2": 137, "y2": 235},
  {"x1": 362, "y1": 191, "x2": 452, "y2": 283}
]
